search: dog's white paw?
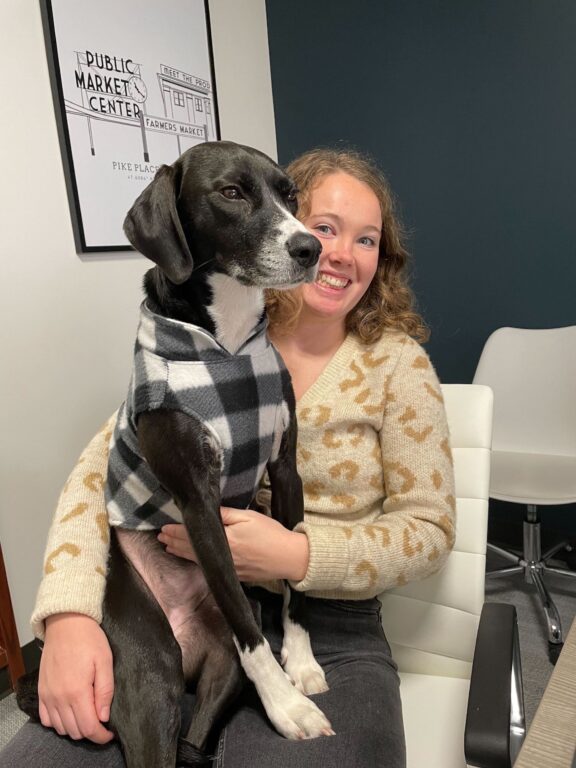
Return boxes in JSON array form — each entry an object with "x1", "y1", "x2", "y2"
[
  {"x1": 282, "y1": 647, "x2": 329, "y2": 695},
  {"x1": 235, "y1": 636, "x2": 334, "y2": 739},
  {"x1": 280, "y1": 616, "x2": 329, "y2": 695},
  {"x1": 267, "y1": 683, "x2": 334, "y2": 740}
]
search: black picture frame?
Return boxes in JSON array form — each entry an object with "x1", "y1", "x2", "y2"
[{"x1": 39, "y1": 0, "x2": 220, "y2": 253}]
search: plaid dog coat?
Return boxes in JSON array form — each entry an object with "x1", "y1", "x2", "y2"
[{"x1": 106, "y1": 302, "x2": 291, "y2": 530}]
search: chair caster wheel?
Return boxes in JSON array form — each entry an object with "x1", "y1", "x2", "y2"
[
  {"x1": 548, "y1": 642, "x2": 563, "y2": 665},
  {"x1": 563, "y1": 545, "x2": 576, "y2": 571}
]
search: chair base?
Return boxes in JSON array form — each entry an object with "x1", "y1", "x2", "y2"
[{"x1": 486, "y1": 505, "x2": 576, "y2": 663}]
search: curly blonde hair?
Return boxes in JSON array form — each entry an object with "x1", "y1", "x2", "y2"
[{"x1": 265, "y1": 148, "x2": 429, "y2": 344}]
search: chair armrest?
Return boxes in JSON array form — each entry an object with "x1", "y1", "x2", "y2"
[{"x1": 465, "y1": 602, "x2": 526, "y2": 768}]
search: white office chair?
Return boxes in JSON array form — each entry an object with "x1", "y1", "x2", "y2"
[
  {"x1": 379, "y1": 384, "x2": 525, "y2": 768},
  {"x1": 473, "y1": 326, "x2": 576, "y2": 663}
]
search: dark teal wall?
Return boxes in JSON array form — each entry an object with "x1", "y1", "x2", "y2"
[
  {"x1": 266, "y1": 1, "x2": 576, "y2": 535},
  {"x1": 266, "y1": 0, "x2": 576, "y2": 384}
]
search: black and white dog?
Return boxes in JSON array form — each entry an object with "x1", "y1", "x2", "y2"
[{"x1": 18, "y1": 141, "x2": 332, "y2": 766}]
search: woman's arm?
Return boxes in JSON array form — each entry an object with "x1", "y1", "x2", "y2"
[
  {"x1": 290, "y1": 339, "x2": 456, "y2": 597},
  {"x1": 31, "y1": 414, "x2": 116, "y2": 639},
  {"x1": 31, "y1": 414, "x2": 117, "y2": 743}
]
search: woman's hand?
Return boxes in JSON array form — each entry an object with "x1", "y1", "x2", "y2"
[
  {"x1": 39, "y1": 613, "x2": 115, "y2": 744},
  {"x1": 158, "y1": 509, "x2": 309, "y2": 582}
]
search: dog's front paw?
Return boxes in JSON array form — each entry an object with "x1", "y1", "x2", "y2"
[
  {"x1": 280, "y1": 619, "x2": 329, "y2": 695},
  {"x1": 281, "y1": 646, "x2": 329, "y2": 695},
  {"x1": 267, "y1": 684, "x2": 334, "y2": 740},
  {"x1": 237, "y1": 635, "x2": 333, "y2": 739}
]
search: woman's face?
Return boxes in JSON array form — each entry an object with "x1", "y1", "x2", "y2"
[{"x1": 299, "y1": 172, "x2": 382, "y2": 326}]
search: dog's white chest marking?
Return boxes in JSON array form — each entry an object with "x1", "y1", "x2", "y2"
[{"x1": 206, "y1": 273, "x2": 264, "y2": 354}]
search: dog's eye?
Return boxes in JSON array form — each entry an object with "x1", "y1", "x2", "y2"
[
  {"x1": 221, "y1": 186, "x2": 243, "y2": 200},
  {"x1": 286, "y1": 190, "x2": 297, "y2": 203}
]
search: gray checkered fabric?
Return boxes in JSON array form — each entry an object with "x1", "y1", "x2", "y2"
[{"x1": 106, "y1": 302, "x2": 290, "y2": 531}]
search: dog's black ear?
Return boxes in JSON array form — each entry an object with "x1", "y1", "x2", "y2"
[{"x1": 123, "y1": 164, "x2": 193, "y2": 284}]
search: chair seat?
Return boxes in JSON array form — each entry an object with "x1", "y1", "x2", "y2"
[
  {"x1": 491, "y1": 450, "x2": 576, "y2": 504},
  {"x1": 400, "y1": 672, "x2": 471, "y2": 768}
]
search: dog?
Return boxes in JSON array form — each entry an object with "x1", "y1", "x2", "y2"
[{"x1": 18, "y1": 141, "x2": 333, "y2": 767}]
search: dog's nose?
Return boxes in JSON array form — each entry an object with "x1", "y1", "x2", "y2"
[{"x1": 287, "y1": 233, "x2": 321, "y2": 268}]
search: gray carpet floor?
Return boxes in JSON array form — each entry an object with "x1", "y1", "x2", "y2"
[
  {"x1": 1, "y1": 558, "x2": 575, "y2": 753},
  {"x1": 0, "y1": 693, "x2": 28, "y2": 753}
]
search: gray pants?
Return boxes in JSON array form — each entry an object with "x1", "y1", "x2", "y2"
[{"x1": 1, "y1": 590, "x2": 406, "y2": 768}]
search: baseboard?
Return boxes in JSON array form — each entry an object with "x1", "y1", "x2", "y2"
[{"x1": 0, "y1": 640, "x2": 41, "y2": 698}]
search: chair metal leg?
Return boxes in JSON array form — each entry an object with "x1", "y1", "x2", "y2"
[
  {"x1": 544, "y1": 565, "x2": 576, "y2": 579},
  {"x1": 541, "y1": 539, "x2": 570, "y2": 563},
  {"x1": 486, "y1": 542, "x2": 523, "y2": 580},
  {"x1": 487, "y1": 504, "x2": 569, "y2": 662},
  {"x1": 528, "y1": 565, "x2": 563, "y2": 645},
  {"x1": 487, "y1": 565, "x2": 525, "y2": 578},
  {"x1": 487, "y1": 542, "x2": 521, "y2": 564}
]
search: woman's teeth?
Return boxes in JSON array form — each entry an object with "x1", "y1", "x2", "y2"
[{"x1": 316, "y1": 272, "x2": 349, "y2": 289}]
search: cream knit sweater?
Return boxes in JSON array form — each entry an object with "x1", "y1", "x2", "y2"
[{"x1": 31, "y1": 331, "x2": 455, "y2": 639}]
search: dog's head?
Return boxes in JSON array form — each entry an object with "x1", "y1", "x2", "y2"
[{"x1": 124, "y1": 141, "x2": 321, "y2": 288}]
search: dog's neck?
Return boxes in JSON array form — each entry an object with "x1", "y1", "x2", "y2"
[
  {"x1": 206, "y1": 273, "x2": 265, "y2": 354},
  {"x1": 144, "y1": 268, "x2": 265, "y2": 354}
]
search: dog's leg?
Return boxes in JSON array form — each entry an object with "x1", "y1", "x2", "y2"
[
  {"x1": 138, "y1": 409, "x2": 332, "y2": 741},
  {"x1": 182, "y1": 597, "x2": 259, "y2": 751},
  {"x1": 279, "y1": 585, "x2": 328, "y2": 695},
  {"x1": 268, "y1": 414, "x2": 329, "y2": 697},
  {"x1": 103, "y1": 531, "x2": 184, "y2": 768},
  {"x1": 184, "y1": 652, "x2": 244, "y2": 751}
]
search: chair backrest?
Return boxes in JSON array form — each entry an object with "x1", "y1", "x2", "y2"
[
  {"x1": 472, "y1": 326, "x2": 576, "y2": 456},
  {"x1": 379, "y1": 384, "x2": 493, "y2": 680}
]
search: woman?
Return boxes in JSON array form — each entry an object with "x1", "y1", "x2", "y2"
[{"x1": 4, "y1": 148, "x2": 455, "y2": 767}]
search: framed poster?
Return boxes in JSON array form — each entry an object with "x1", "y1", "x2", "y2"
[{"x1": 40, "y1": 0, "x2": 220, "y2": 253}]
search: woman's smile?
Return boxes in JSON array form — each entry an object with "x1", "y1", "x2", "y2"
[{"x1": 314, "y1": 270, "x2": 351, "y2": 291}]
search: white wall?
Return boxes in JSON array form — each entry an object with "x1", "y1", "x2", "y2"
[{"x1": 0, "y1": 0, "x2": 277, "y2": 645}]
